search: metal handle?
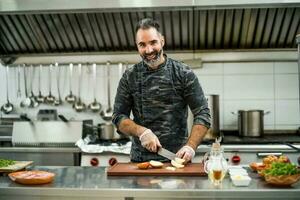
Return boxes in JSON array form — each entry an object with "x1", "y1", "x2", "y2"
[
  {"x1": 92, "y1": 63, "x2": 97, "y2": 99},
  {"x1": 256, "y1": 152, "x2": 282, "y2": 157},
  {"x1": 55, "y1": 62, "x2": 61, "y2": 99},
  {"x1": 69, "y1": 63, "x2": 73, "y2": 93},
  {"x1": 296, "y1": 34, "x2": 300, "y2": 124},
  {"x1": 106, "y1": 61, "x2": 111, "y2": 109},
  {"x1": 5, "y1": 65, "x2": 9, "y2": 102},
  {"x1": 39, "y1": 64, "x2": 42, "y2": 91},
  {"x1": 23, "y1": 64, "x2": 28, "y2": 97},
  {"x1": 49, "y1": 64, "x2": 53, "y2": 95},
  {"x1": 77, "y1": 63, "x2": 82, "y2": 98}
]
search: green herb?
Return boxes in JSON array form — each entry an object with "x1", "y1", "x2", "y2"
[
  {"x1": 0, "y1": 158, "x2": 16, "y2": 168},
  {"x1": 264, "y1": 162, "x2": 300, "y2": 176}
]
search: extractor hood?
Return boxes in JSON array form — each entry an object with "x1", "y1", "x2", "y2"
[{"x1": 0, "y1": 0, "x2": 299, "y2": 58}]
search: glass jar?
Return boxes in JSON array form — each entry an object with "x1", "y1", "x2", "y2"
[{"x1": 204, "y1": 146, "x2": 228, "y2": 186}]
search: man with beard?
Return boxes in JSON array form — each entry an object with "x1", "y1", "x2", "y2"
[{"x1": 112, "y1": 18, "x2": 210, "y2": 163}]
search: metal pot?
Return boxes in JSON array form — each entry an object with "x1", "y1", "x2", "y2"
[
  {"x1": 187, "y1": 94, "x2": 220, "y2": 139},
  {"x1": 98, "y1": 123, "x2": 127, "y2": 140},
  {"x1": 238, "y1": 110, "x2": 269, "y2": 137},
  {"x1": 205, "y1": 95, "x2": 220, "y2": 139}
]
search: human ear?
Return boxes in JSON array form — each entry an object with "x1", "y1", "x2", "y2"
[{"x1": 161, "y1": 36, "x2": 165, "y2": 47}]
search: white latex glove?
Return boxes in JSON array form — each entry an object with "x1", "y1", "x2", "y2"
[
  {"x1": 139, "y1": 129, "x2": 162, "y2": 152},
  {"x1": 176, "y1": 145, "x2": 195, "y2": 163}
]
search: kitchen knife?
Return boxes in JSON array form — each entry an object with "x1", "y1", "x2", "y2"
[{"x1": 157, "y1": 147, "x2": 176, "y2": 160}]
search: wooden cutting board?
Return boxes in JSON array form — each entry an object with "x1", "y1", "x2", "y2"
[
  {"x1": 107, "y1": 162, "x2": 207, "y2": 176},
  {"x1": 0, "y1": 161, "x2": 33, "y2": 173}
]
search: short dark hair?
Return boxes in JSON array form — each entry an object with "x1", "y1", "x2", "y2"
[{"x1": 135, "y1": 18, "x2": 161, "y2": 35}]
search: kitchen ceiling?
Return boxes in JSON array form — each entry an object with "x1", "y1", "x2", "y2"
[{"x1": 0, "y1": 2, "x2": 300, "y2": 57}]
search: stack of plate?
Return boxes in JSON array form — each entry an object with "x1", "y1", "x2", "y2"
[{"x1": 228, "y1": 166, "x2": 251, "y2": 186}]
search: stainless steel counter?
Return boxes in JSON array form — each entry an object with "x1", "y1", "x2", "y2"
[
  {"x1": 0, "y1": 148, "x2": 81, "y2": 166},
  {"x1": 0, "y1": 147, "x2": 80, "y2": 153},
  {"x1": 0, "y1": 166, "x2": 299, "y2": 200}
]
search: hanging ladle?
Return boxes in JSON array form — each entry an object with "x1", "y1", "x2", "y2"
[
  {"x1": 65, "y1": 63, "x2": 76, "y2": 104},
  {"x1": 29, "y1": 65, "x2": 39, "y2": 108},
  {"x1": 53, "y1": 62, "x2": 63, "y2": 106},
  {"x1": 20, "y1": 64, "x2": 32, "y2": 108},
  {"x1": 1, "y1": 65, "x2": 14, "y2": 114},
  {"x1": 88, "y1": 63, "x2": 102, "y2": 112},
  {"x1": 73, "y1": 63, "x2": 86, "y2": 112},
  {"x1": 16, "y1": 64, "x2": 21, "y2": 98},
  {"x1": 100, "y1": 61, "x2": 113, "y2": 120},
  {"x1": 36, "y1": 64, "x2": 45, "y2": 103},
  {"x1": 45, "y1": 64, "x2": 56, "y2": 104}
]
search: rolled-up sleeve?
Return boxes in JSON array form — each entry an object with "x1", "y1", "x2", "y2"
[
  {"x1": 183, "y1": 69, "x2": 211, "y2": 128},
  {"x1": 112, "y1": 71, "x2": 133, "y2": 128}
]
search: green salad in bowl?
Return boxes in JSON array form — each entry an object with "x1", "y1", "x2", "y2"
[{"x1": 263, "y1": 162, "x2": 300, "y2": 186}]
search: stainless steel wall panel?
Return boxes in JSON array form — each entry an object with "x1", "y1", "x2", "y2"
[
  {"x1": 286, "y1": 8, "x2": 300, "y2": 48},
  {"x1": 253, "y1": 9, "x2": 268, "y2": 48},
  {"x1": 261, "y1": 9, "x2": 276, "y2": 47},
  {"x1": 162, "y1": 11, "x2": 173, "y2": 50},
  {"x1": 198, "y1": 10, "x2": 207, "y2": 49},
  {"x1": 103, "y1": 13, "x2": 120, "y2": 50},
  {"x1": 78, "y1": 13, "x2": 97, "y2": 51},
  {"x1": 239, "y1": 9, "x2": 252, "y2": 48},
  {"x1": 113, "y1": 13, "x2": 128, "y2": 49},
  {"x1": 0, "y1": 6, "x2": 299, "y2": 56},
  {"x1": 42, "y1": 14, "x2": 65, "y2": 51},
  {"x1": 215, "y1": 10, "x2": 225, "y2": 49},
  {"x1": 223, "y1": 9, "x2": 234, "y2": 49},
  {"x1": 10, "y1": 15, "x2": 35, "y2": 52},
  {"x1": 35, "y1": 15, "x2": 57, "y2": 51},
  {"x1": 207, "y1": 10, "x2": 216, "y2": 49},
  {"x1": 25, "y1": 15, "x2": 49, "y2": 52},
  {"x1": 96, "y1": 13, "x2": 112, "y2": 50},
  {"x1": 122, "y1": 12, "x2": 136, "y2": 49},
  {"x1": 69, "y1": 14, "x2": 88, "y2": 51},
  {"x1": 3, "y1": 15, "x2": 27, "y2": 52},
  {"x1": 277, "y1": 8, "x2": 295, "y2": 47},
  {"x1": 51, "y1": 14, "x2": 72, "y2": 51},
  {"x1": 59, "y1": 14, "x2": 80, "y2": 50},
  {"x1": 270, "y1": 8, "x2": 286, "y2": 48},
  {"x1": 188, "y1": 10, "x2": 193, "y2": 49},
  {"x1": 231, "y1": 9, "x2": 243, "y2": 49},
  {"x1": 88, "y1": 13, "x2": 105, "y2": 50},
  {"x1": 0, "y1": 16, "x2": 21, "y2": 52},
  {"x1": 171, "y1": 11, "x2": 179, "y2": 49}
]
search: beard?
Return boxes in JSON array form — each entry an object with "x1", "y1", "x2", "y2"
[{"x1": 141, "y1": 49, "x2": 163, "y2": 68}]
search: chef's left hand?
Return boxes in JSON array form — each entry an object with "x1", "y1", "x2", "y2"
[{"x1": 176, "y1": 145, "x2": 195, "y2": 163}]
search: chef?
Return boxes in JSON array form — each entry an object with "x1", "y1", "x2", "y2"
[{"x1": 112, "y1": 18, "x2": 210, "y2": 163}]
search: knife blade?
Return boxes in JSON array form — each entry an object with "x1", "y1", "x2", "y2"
[{"x1": 157, "y1": 147, "x2": 176, "y2": 160}]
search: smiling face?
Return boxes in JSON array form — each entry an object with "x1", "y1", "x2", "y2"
[{"x1": 135, "y1": 27, "x2": 165, "y2": 69}]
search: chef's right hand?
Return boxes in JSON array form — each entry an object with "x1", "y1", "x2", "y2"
[{"x1": 139, "y1": 129, "x2": 162, "y2": 152}]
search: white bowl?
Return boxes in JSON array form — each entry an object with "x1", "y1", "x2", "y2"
[
  {"x1": 231, "y1": 175, "x2": 251, "y2": 186},
  {"x1": 229, "y1": 170, "x2": 248, "y2": 176},
  {"x1": 228, "y1": 168, "x2": 248, "y2": 176}
]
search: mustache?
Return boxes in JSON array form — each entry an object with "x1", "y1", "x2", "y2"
[{"x1": 142, "y1": 49, "x2": 162, "y2": 61}]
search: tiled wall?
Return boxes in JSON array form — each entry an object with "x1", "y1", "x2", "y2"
[
  {"x1": 0, "y1": 61, "x2": 299, "y2": 130},
  {"x1": 195, "y1": 62, "x2": 299, "y2": 130}
]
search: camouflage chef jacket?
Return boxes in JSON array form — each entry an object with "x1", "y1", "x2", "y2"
[{"x1": 112, "y1": 55, "x2": 211, "y2": 162}]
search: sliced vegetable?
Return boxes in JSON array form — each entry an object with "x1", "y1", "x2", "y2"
[
  {"x1": 171, "y1": 160, "x2": 184, "y2": 168},
  {"x1": 137, "y1": 162, "x2": 150, "y2": 169},
  {"x1": 174, "y1": 157, "x2": 185, "y2": 165},
  {"x1": 149, "y1": 160, "x2": 164, "y2": 168}
]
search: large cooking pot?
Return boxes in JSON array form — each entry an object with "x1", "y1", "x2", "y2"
[
  {"x1": 98, "y1": 123, "x2": 127, "y2": 140},
  {"x1": 238, "y1": 110, "x2": 269, "y2": 137}
]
